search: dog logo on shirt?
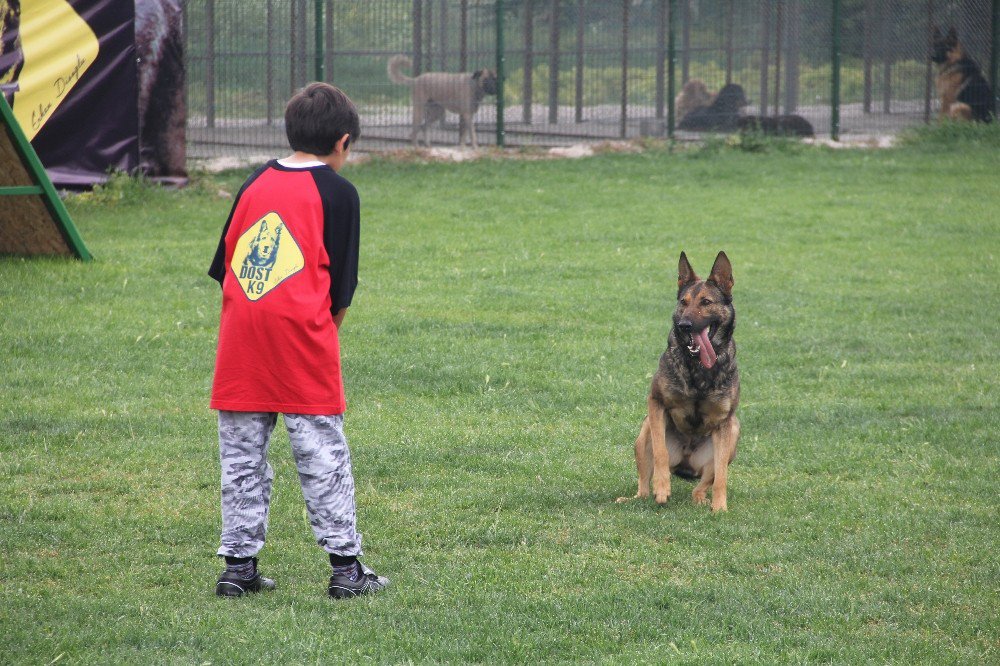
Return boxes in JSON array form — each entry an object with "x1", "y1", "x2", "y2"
[
  {"x1": 231, "y1": 212, "x2": 304, "y2": 301},
  {"x1": 245, "y1": 218, "x2": 283, "y2": 270}
]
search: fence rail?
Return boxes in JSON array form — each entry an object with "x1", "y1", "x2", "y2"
[{"x1": 184, "y1": 0, "x2": 999, "y2": 159}]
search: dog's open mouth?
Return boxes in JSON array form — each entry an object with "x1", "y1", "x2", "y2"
[{"x1": 686, "y1": 326, "x2": 718, "y2": 369}]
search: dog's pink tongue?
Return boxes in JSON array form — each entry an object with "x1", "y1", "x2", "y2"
[{"x1": 696, "y1": 328, "x2": 717, "y2": 369}]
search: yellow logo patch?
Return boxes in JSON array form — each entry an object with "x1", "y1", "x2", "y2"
[{"x1": 231, "y1": 213, "x2": 304, "y2": 301}]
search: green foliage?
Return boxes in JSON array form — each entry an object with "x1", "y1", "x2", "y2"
[
  {"x1": 71, "y1": 171, "x2": 156, "y2": 207},
  {"x1": 724, "y1": 130, "x2": 805, "y2": 155},
  {"x1": 898, "y1": 118, "x2": 1000, "y2": 149},
  {"x1": 2, "y1": 142, "x2": 998, "y2": 663},
  {"x1": 686, "y1": 131, "x2": 803, "y2": 157}
]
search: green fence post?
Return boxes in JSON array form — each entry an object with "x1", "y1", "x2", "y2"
[
  {"x1": 496, "y1": 0, "x2": 506, "y2": 147},
  {"x1": 667, "y1": 0, "x2": 676, "y2": 138},
  {"x1": 314, "y1": 0, "x2": 324, "y2": 81},
  {"x1": 831, "y1": 0, "x2": 841, "y2": 141},
  {"x1": 992, "y1": 0, "x2": 999, "y2": 113}
]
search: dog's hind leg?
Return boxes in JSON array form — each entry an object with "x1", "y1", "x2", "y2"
[
  {"x1": 688, "y1": 438, "x2": 715, "y2": 506},
  {"x1": 691, "y1": 467, "x2": 713, "y2": 506},
  {"x1": 948, "y1": 103, "x2": 973, "y2": 121},
  {"x1": 410, "y1": 106, "x2": 423, "y2": 147},
  {"x1": 411, "y1": 96, "x2": 431, "y2": 147},
  {"x1": 468, "y1": 118, "x2": 479, "y2": 150}
]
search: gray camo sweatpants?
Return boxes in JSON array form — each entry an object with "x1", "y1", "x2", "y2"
[{"x1": 217, "y1": 411, "x2": 362, "y2": 559}]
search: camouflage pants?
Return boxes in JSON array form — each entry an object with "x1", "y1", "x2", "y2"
[{"x1": 217, "y1": 411, "x2": 362, "y2": 559}]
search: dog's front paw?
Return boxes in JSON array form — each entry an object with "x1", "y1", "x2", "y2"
[
  {"x1": 711, "y1": 497, "x2": 728, "y2": 512},
  {"x1": 652, "y1": 480, "x2": 671, "y2": 504},
  {"x1": 692, "y1": 489, "x2": 709, "y2": 505}
]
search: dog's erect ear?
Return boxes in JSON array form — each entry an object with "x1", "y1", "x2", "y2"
[
  {"x1": 678, "y1": 252, "x2": 699, "y2": 294},
  {"x1": 707, "y1": 251, "x2": 734, "y2": 298}
]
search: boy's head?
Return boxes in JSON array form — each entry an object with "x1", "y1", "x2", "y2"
[{"x1": 284, "y1": 83, "x2": 360, "y2": 156}]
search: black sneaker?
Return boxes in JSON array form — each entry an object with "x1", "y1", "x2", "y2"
[
  {"x1": 328, "y1": 561, "x2": 389, "y2": 599},
  {"x1": 215, "y1": 558, "x2": 276, "y2": 597}
]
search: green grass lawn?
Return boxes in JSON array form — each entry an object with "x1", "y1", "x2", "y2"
[{"x1": 1, "y1": 129, "x2": 998, "y2": 664}]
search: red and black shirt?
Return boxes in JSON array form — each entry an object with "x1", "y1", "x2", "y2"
[{"x1": 208, "y1": 160, "x2": 359, "y2": 414}]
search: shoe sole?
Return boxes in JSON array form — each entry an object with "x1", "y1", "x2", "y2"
[
  {"x1": 216, "y1": 579, "x2": 275, "y2": 597},
  {"x1": 216, "y1": 581, "x2": 254, "y2": 597},
  {"x1": 328, "y1": 580, "x2": 387, "y2": 599}
]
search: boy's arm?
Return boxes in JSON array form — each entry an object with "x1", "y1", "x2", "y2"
[
  {"x1": 317, "y1": 173, "x2": 360, "y2": 318},
  {"x1": 208, "y1": 206, "x2": 236, "y2": 285},
  {"x1": 332, "y1": 308, "x2": 347, "y2": 329},
  {"x1": 209, "y1": 164, "x2": 270, "y2": 285}
]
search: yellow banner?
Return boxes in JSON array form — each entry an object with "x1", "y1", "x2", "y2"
[{"x1": 13, "y1": 0, "x2": 98, "y2": 139}]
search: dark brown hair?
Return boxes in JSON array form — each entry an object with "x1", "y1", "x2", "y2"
[{"x1": 284, "y1": 83, "x2": 360, "y2": 155}]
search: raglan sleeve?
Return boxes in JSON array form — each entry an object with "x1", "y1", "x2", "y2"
[
  {"x1": 208, "y1": 164, "x2": 268, "y2": 286},
  {"x1": 207, "y1": 198, "x2": 240, "y2": 286},
  {"x1": 323, "y1": 177, "x2": 360, "y2": 313}
]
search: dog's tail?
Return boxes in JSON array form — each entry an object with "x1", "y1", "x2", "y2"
[{"x1": 387, "y1": 55, "x2": 415, "y2": 86}]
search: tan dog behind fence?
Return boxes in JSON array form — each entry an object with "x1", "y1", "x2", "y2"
[{"x1": 388, "y1": 55, "x2": 498, "y2": 149}]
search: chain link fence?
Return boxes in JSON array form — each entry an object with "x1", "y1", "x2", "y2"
[{"x1": 184, "y1": 0, "x2": 999, "y2": 159}]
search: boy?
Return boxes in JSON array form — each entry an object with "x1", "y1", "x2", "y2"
[{"x1": 208, "y1": 83, "x2": 388, "y2": 599}]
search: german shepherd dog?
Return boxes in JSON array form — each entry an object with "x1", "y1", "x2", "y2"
[
  {"x1": 244, "y1": 220, "x2": 283, "y2": 270},
  {"x1": 930, "y1": 27, "x2": 994, "y2": 123},
  {"x1": 678, "y1": 83, "x2": 748, "y2": 132},
  {"x1": 623, "y1": 252, "x2": 740, "y2": 512}
]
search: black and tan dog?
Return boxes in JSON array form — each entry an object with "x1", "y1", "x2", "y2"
[
  {"x1": 388, "y1": 55, "x2": 498, "y2": 149},
  {"x1": 930, "y1": 27, "x2": 994, "y2": 123},
  {"x1": 622, "y1": 251, "x2": 740, "y2": 512}
]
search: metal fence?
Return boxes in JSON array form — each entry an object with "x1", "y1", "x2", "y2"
[{"x1": 184, "y1": 0, "x2": 999, "y2": 159}]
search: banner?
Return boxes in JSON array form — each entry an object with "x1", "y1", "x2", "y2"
[
  {"x1": 135, "y1": 0, "x2": 185, "y2": 183},
  {"x1": 0, "y1": 0, "x2": 185, "y2": 187}
]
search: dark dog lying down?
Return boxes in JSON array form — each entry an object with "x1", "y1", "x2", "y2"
[{"x1": 737, "y1": 114, "x2": 815, "y2": 137}]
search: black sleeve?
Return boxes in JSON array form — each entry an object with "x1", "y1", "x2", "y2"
[
  {"x1": 314, "y1": 171, "x2": 360, "y2": 313},
  {"x1": 208, "y1": 164, "x2": 270, "y2": 286}
]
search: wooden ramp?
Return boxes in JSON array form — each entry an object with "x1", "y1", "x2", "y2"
[{"x1": 0, "y1": 93, "x2": 91, "y2": 260}]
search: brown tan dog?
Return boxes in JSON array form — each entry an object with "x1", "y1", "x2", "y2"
[
  {"x1": 675, "y1": 79, "x2": 714, "y2": 121},
  {"x1": 388, "y1": 55, "x2": 498, "y2": 149},
  {"x1": 622, "y1": 251, "x2": 740, "y2": 512}
]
